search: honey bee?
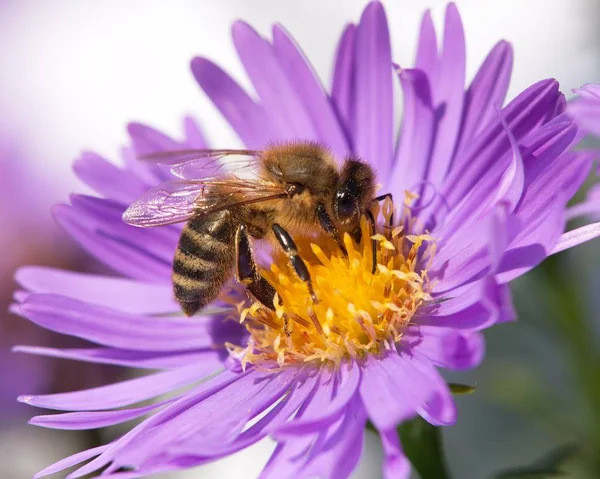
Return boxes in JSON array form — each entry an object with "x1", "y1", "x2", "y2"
[{"x1": 123, "y1": 141, "x2": 383, "y2": 317}]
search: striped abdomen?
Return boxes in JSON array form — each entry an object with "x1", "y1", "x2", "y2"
[{"x1": 173, "y1": 210, "x2": 236, "y2": 316}]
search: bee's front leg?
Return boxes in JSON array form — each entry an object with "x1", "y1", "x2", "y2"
[
  {"x1": 316, "y1": 203, "x2": 347, "y2": 257},
  {"x1": 271, "y1": 224, "x2": 318, "y2": 304}
]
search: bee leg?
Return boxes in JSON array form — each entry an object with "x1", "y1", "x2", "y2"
[
  {"x1": 236, "y1": 224, "x2": 277, "y2": 311},
  {"x1": 365, "y1": 210, "x2": 378, "y2": 274},
  {"x1": 272, "y1": 224, "x2": 318, "y2": 304},
  {"x1": 316, "y1": 203, "x2": 347, "y2": 256},
  {"x1": 373, "y1": 193, "x2": 394, "y2": 227}
]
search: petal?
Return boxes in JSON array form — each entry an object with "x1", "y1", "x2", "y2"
[
  {"x1": 34, "y1": 444, "x2": 109, "y2": 479},
  {"x1": 191, "y1": 57, "x2": 274, "y2": 149},
  {"x1": 493, "y1": 111, "x2": 525, "y2": 212},
  {"x1": 568, "y1": 95, "x2": 600, "y2": 136},
  {"x1": 389, "y1": 68, "x2": 435, "y2": 193},
  {"x1": 379, "y1": 427, "x2": 411, "y2": 479},
  {"x1": 19, "y1": 363, "x2": 204, "y2": 411},
  {"x1": 53, "y1": 203, "x2": 172, "y2": 282},
  {"x1": 552, "y1": 222, "x2": 600, "y2": 254},
  {"x1": 29, "y1": 400, "x2": 172, "y2": 430},
  {"x1": 359, "y1": 352, "x2": 427, "y2": 430},
  {"x1": 440, "y1": 79, "x2": 563, "y2": 210},
  {"x1": 409, "y1": 354, "x2": 456, "y2": 426},
  {"x1": 113, "y1": 368, "x2": 301, "y2": 466},
  {"x1": 272, "y1": 25, "x2": 349, "y2": 158},
  {"x1": 73, "y1": 152, "x2": 148, "y2": 204},
  {"x1": 415, "y1": 10, "x2": 438, "y2": 86},
  {"x1": 127, "y1": 122, "x2": 182, "y2": 156},
  {"x1": 232, "y1": 21, "x2": 317, "y2": 141},
  {"x1": 15, "y1": 266, "x2": 177, "y2": 315},
  {"x1": 453, "y1": 41, "x2": 513, "y2": 158},
  {"x1": 331, "y1": 24, "x2": 356, "y2": 139},
  {"x1": 352, "y1": 1, "x2": 393, "y2": 171},
  {"x1": 424, "y1": 4, "x2": 466, "y2": 189},
  {"x1": 273, "y1": 361, "x2": 361, "y2": 436},
  {"x1": 261, "y1": 396, "x2": 366, "y2": 479},
  {"x1": 17, "y1": 293, "x2": 240, "y2": 352},
  {"x1": 295, "y1": 397, "x2": 367, "y2": 479},
  {"x1": 14, "y1": 345, "x2": 222, "y2": 370},
  {"x1": 67, "y1": 369, "x2": 243, "y2": 478},
  {"x1": 182, "y1": 116, "x2": 208, "y2": 148},
  {"x1": 403, "y1": 325, "x2": 485, "y2": 370}
]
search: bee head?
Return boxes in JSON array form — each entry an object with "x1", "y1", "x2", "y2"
[{"x1": 334, "y1": 158, "x2": 376, "y2": 228}]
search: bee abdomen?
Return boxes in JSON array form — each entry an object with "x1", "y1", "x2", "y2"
[{"x1": 173, "y1": 211, "x2": 236, "y2": 316}]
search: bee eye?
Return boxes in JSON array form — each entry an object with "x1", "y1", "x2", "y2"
[{"x1": 335, "y1": 189, "x2": 356, "y2": 220}]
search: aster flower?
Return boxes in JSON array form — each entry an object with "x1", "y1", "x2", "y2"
[{"x1": 14, "y1": 2, "x2": 600, "y2": 478}]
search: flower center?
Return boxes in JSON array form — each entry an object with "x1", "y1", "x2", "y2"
[{"x1": 229, "y1": 198, "x2": 435, "y2": 368}]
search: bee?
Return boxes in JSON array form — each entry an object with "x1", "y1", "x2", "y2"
[{"x1": 123, "y1": 141, "x2": 382, "y2": 317}]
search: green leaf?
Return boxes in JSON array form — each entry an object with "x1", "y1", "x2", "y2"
[
  {"x1": 397, "y1": 416, "x2": 452, "y2": 479},
  {"x1": 493, "y1": 444, "x2": 577, "y2": 478},
  {"x1": 448, "y1": 383, "x2": 476, "y2": 395}
]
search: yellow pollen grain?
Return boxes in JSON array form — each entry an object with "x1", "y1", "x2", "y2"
[{"x1": 235, "y1": 203, "x2": 435, "y2": 367}]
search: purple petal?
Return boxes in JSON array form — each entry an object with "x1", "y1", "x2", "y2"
[
  {"x1": 182, "y1": 116, "x2": 208, "y2": 148},
  {"x1": 14, "y1": 345, "x2": 222, "y2": 370},
  {"x1": 53, "y1": 203, "x2": 172, "y2": 282},
  {"x1": 552, "y1": 222, "x2": 600, "y2": 254},
  {"x1": 67, "y1": 369, "x2": 243, "y2": 478},
  {"x1": 572, "y1": 83, "x2": 600, "y2": 99},
  {"x1": 568, "y1": 94, "x2": 600, "y2": 136},
  {"x1": 352, "y1": 1, "x2": 393, "y2": 171},
  {"x1": 330, "y1": 24, "x2": 356, "y2": 140},
  {"x1": 262, "y1": 396, "x2": 366, "y2": 479},
  {"x1": 403, "y1": 325, "x2": 485, "y2": 370},
  {"x1": 73, "y1": 152, "x2": 148, "y2": 204},
  {"x1": 17, "y1": 293, "x2": 239, "y2": 352},
  {"x1": 113, "y1": 368, "x2": 301, "y2": 466},
  {"x1": 15, "y1": 266, "x2": 177, "y2": 314},
  {"x1": 453, "y1": 41, "x2": 513, "y2": 158},
  {"x1": 415, "y1": 10, "x2": 438, "y2": 84},
  {"x1": 424, "y1": 4, "x2": 466, "y2": 189},
  {"x1": 273, "y1": 361, "x2": 360, "y2": 436},
  {"x1": 30, "y1": 399, "x2": 172, "y2": 430},
  {"x1": 440, "y1": 79, "x2": 562, "y2": 210},
  {"x1": 232, "y1": 21, "x2": 317, "y2": 141},
  {"x1": 494, "y1": 111, "x2": 525, "y2": 212},
  {"x1": 409, "y1": 353, "x2": 456, "y2": 426},
  {"x1": 19, "y1": 363, "x2": 204, "y2": 411},
  {"x1": 295, "y1": 396, "x2": 367, "y2": 479},
  {"x1": 191, "y1": 57, "x2": 274, "y2": 149},
  {"x1": 127, "y1": 122, "x2": 182, "y2": 156},
  {"x1": 358, "y1": 352, "x2": 426, "y2": 430},
  {"x1": 272, "y1": 25, "x2": 349, "y2": 158},
  {"x1": 389, "y1": 68, "x2": 435, "y2": 193},
  {"x1": 34, "y1": 444, "x2": 109, "y2": 479},
  {"x1": 379, "y1": 427, "x2": 411, "y2": 479}
]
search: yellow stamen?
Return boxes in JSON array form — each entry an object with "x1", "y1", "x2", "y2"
[{"x1": 235, "y1": 197, "x2": 435, "y2": 366}]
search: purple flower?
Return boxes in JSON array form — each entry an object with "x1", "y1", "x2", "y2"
[{"x1": 14, "y1": 2, "x2": 600, "y2": 478}]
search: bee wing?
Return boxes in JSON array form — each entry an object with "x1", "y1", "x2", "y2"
[
  {"x1": 123, "y1": 178, "x2": 287, "y2": 228},
  {"x1": 138, "y1": 148, "x2": 261, "y2": 179}
]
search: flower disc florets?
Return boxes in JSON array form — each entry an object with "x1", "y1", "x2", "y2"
[{"x1": 233, "y1": 198, "x2": 435, "y2": 367}]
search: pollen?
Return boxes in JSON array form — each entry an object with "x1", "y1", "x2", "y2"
[{"x1": 233, "y1": 198, "x2": 435, "y2": 368}]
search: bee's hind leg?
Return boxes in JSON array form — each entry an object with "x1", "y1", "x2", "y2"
[
  {"x1": 236, "y1": 224, "x2": 291, "y2": 336},
  {"x1": 236, "y1": 224, "x2": 277, "y2": 310},
  {"x1": 272, "y1": 224, "x2": 318, "y2": 305}
]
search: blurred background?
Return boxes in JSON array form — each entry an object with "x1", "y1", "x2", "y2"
[{"x1": 1, "y1": 0, "x2": 599, "y2": 478}]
